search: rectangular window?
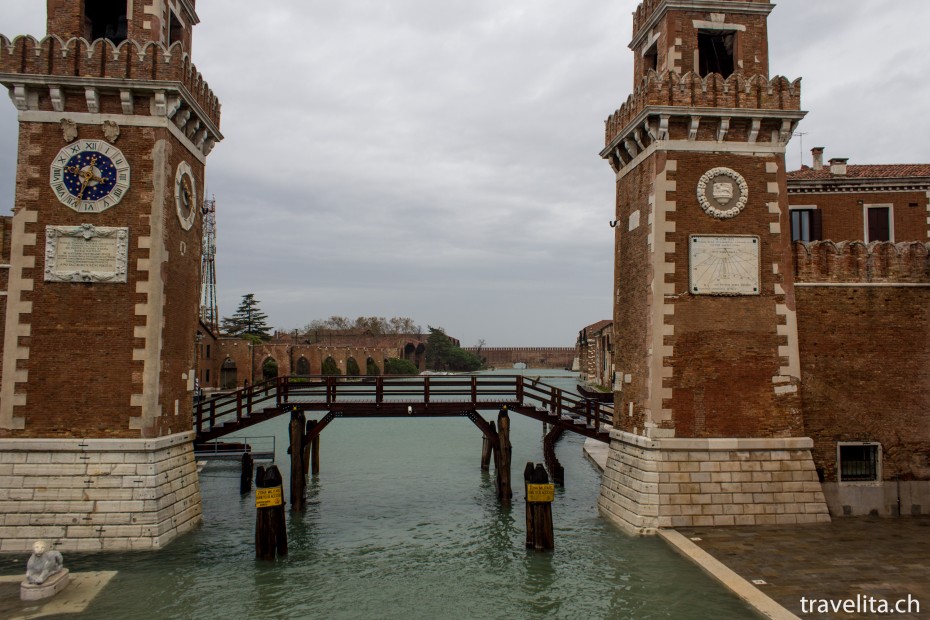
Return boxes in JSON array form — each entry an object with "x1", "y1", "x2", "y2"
[
  {"x1": 643, "y1": 42, "x2": 658, "y2": 73},
  {"x1": 866, "y1": 206, "x2": 892, "y2": 242},
  {"x1": 790, "y1": 208, "x2": 822, "y2": 242},
  {"x1": 169, "y1": 11, "x2": 183, "y2": 46},
  {"x1": 205, "y1": 369, "x2": 210, "y2": 383},
  {"x1": 85, "y1": 0, "x2": 128, "y2": 44},
  {"x1": 698, "y1": 30, "x2": 735, "y2": 78},
  {"x1": 838, "y1": 443, "x2": 880, "y2": 482},
  {"x1": 206, "y1": 344, "x2": 211, "y2": 359}
]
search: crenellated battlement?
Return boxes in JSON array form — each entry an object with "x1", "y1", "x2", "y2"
[
  {"x1": 794, "y1": 240, "x2": 930, "y2": 284},
  {"x1": 604, "y1": 70, "x2": 801, "y2": 148},
  {"x1": 0, "y1": 34, "x2": 220, "y2": 128}
]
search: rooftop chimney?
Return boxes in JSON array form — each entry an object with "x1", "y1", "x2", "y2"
[
  {"x1": 829, "y1": 157, "x2": 848, "y2": 176},
  {"x1": 811, "y1": 147, "x2": 825, "y2": 171}
]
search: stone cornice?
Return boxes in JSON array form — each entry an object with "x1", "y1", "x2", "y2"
[
  {"x1": 631, "y1": 1, "x2": 774, "y2": 50},
  {"x1": 1, "y1": 73, "x2": 222, "y2": 157},
  {"x1": 787, "y1": 178, "x2": 930, "y2": 194}
]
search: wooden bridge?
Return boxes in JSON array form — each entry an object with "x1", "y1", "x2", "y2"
[
  {"x1": 194, "y1": 375, "x2": 612, "y2": 444},
  {"x1": 193, "y1": 375, "x2": 613, "y2": 508}
]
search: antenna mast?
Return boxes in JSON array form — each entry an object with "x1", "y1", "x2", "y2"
[{"x1": 200, "y1": 195, "x2": 219, "y2": 333}]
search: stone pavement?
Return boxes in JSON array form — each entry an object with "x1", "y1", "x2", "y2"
[{"x1": 675, "y1": 518, "x2": 930, "y2": 619}]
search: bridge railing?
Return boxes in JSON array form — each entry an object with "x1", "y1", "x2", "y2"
[{"x1": 194, "y1": 374, "x2": 613, "y2": 437}]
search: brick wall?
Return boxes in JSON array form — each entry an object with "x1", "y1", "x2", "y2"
[
  {"x1": 788, "y1": 190, "x2": 929, "y2": 243},
  {"x1": 795, "y1": 241, "x2": 930, "y2": 483}
]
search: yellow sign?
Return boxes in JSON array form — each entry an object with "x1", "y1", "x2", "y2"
[
  {"x1": 526, "y1": 484, "x2": 555, "y2": 503},
  {"x1": 255, "y1": 486, "x2": 283, "y2": 508}
]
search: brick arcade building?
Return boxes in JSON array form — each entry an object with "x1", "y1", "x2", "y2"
[
  {"x1": 0, "y1": 1, "x2": 222, "y2": 551},
  {"x1": 596, "y1": 0, "x2": 930, "y2": 531}
]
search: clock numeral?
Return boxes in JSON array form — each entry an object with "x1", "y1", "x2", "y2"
[
  {"x1": 114, "y1": 158, "x2": 124, "y2": 166},
  {"x1": 51, "y1": 169, "x2": 62, "y2": 182},
  {"x1": 113, "y1": 187, "x2": 124, "y2": 198},
  {"x1": 57, "y1": 155, "x2": 67, "y2": 165},
  {"x1": 84, "y1": 141, "x2": 97, "y2": 151},
  {"x1": 69, "y1": 145, "x2": 80, "y2": 155},
  {"x1": 53, "y1": 183, "x2": 65, "y2": 197},
  {"x1": 118, "y1": 173, "x2": 128, "y2": 182}
]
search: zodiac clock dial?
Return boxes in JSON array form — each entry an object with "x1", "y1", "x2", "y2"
[
  {"x1": 175, "y1": 161, "x2": 197, "y2": 231},
  {"x1": 50, "y1": 140, "x2": 130, "y2": 213}
]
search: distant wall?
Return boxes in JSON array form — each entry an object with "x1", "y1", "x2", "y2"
[{"x1": 465, "y1": 347, "x2": 575, "y2": 370}]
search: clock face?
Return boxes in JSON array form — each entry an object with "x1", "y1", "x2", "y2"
[
  {"x1": 50, "y1": 140, "x2": 130, "y2": 213},
  {"x1": 175, "y1": 161, "x2": 197, "y2": 230}
]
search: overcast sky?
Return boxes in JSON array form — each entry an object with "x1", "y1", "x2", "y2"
[{"x1": 2, "y1": 1, "x2": 929, "y2": 347}]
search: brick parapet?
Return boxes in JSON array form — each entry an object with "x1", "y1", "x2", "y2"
[
  {"x1": 793, "y1": 241, "x2": 930, "y2": 284},
  {"x1": 632, "y1": 0, "x2": 772, "y2": 43},
  {"x1": 603, "y1": 71, "x2": 801, "y2": 149},
  {"x1": 0, "y1": 34, "x2": 220, "y2": 133}
]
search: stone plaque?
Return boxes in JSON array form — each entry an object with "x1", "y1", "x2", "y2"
[
  {"x1": 689, "y1": 235, "x2": 760, "y2": 295},
  {"x1": 45, "y1": 224, "x2": 128, "y2": 283}
]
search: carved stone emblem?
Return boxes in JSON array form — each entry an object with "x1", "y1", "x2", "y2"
[
  {"x1": 697, "y1": 167, "x2": 749, "y2": 219},
  {"x1": 102, "y1": 120, "x2": 121, "y2": 142},
  {"x1": 60, "y1": 118, "x2": 78, "y2": 143}
]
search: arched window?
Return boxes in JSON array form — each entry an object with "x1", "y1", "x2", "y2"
[
  {"x1": 262, "y1": 357, "x2": 278, "y2": 381},
  {"x1": 346, "y1": 357, "x2": 361, "y2": 376},
  {"x1": 322, "y1": 356, "x2": 340, "y2": 375},
  {"x1": 295, "y1": 357, "x2": 310, "y2": 376},
  {"x1": 366, "y1": 357, "x2": 380, "y2": 376}
]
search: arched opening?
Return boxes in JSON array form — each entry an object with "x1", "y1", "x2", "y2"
[
  {"x1": 366, "y1": 357, "x2": 381, "y2": 376},
  {"x1": 262, "y1": 357, "x2": 278, "y2": 381},
  {"x1": 295, "y1": 356, "x2": 310, "y2": 376},
  {"x1": 346, "y1": 357, "x2": 361, "y2": 376},
  {"x1": 403, "y1": 343, "x2": 415, "y2": 361},
  {"x1": 220, "y1": 358, "x2": 237, "y2": 390},
  {"x1": 415, "y1": 343, "x2": 426, "y2": 369},
  {"x1": 322, "y1": 356, "x2": 341, "y2": 375}
]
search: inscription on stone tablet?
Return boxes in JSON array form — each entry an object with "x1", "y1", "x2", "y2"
[
  {"x1": 689, "y1": 235, "x2": 760, "y2": 296},
  {"x1": 45, "y1": 225, "x2": 128, "y2": 283}
]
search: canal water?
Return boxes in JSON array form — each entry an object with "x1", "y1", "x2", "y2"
[{"x1": 1, "y1": 370, "x2": 754, "y2": 619}]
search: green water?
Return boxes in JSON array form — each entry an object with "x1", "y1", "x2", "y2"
[{"x1": 0, "y1": 370, "x2": 754, "y2": 619}]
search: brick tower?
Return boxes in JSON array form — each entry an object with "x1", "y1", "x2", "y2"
[
  {"x1": 597, "y1": 0, "x2": 829, "y2": 532},
  {"x1": 0, "y1": 1, "x2": 222, "y2": 551}
]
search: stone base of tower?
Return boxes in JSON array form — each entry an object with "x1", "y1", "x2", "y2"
[
  {"x1": 0, "y1": 432, "x2": 202, "y2": 553},
  {"x1": 598, "y1": 430, "x2": 830, "y2": 534}
]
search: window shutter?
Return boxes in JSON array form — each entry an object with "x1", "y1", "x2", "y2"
[{"x1": 810, "y1": 209, "x2": 823, "y2": 241}]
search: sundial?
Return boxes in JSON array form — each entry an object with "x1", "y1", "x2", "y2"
[{"x1": 689, "y1": 235, "x2": 760, "y2": 295}]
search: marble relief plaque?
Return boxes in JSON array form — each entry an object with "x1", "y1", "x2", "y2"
[
  {"x1": 689, "y1": 235, "x2": 760, "y2": 296},
  {"x1": 45, "y1": 224, "x2": 128, "y2": 283}
]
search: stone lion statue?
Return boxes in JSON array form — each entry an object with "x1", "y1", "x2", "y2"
[{"x1": 25, "y1": 540, "x2": 63, "y2": 585}]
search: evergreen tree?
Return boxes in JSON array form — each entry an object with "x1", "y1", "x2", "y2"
[
  {"x1": 221, "y1": 293, "x2": 271, "y2": 339},
  {"x1": 425, "y1": 326, "x2": 482, "y2": 372}
]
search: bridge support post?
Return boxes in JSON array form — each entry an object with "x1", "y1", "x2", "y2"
[
  {"x1": 480, "y1": 420, "x2": 495, "y2": 471},
  {"x1": 496, "y1": 407, "x2": 512, "y2": 503},
  {"x1": 240, "y1": 452, "x2": 254, "y2": 494},
  {"x1": 289, "y1": 408, "x2": 307, "y2": 511},
  {"x1": 543, "y1": 425, "x2": 565, "y2": 486}
]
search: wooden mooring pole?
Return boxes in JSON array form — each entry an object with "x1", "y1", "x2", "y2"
[
  {"x1": 524, "y1": 462, "x2": 554, "y2": 551},
  {"x1": 305, "y1": 419, "x2": 321, "y2": 476},
  {"x1": 255, "y1": 465, "x2": 288, "y2": 560},
  {"x1": 497, "y1": 407, "x2": 512, "y2": 503},
  {"x1": 240, "y1": 452, "x2": 254, "y2": 494},
  {"x1": 289, "y1": 408, "x2": 307, "y2": 511},
  {"x1": 480, "y1": 420, "x2": 496, "y2": 471}
]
